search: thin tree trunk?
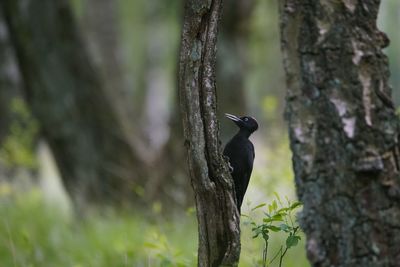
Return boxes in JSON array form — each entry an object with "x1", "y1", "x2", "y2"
[
  {"x1": 179, "y1": 0, "x2": 241, "y2": 266},
  {"x1": 2, "y1": 0, "x2": 142, "y2": 209},
  {"x1": 82, "y1": 0, "x2": 141, "y2": 162},
  {"x1": 280, "y1": 0, "x2": 400, "y2": 266},
  {"x1": 141, "y1": 0, "x2": 192, "y2": 208},
  {"x1": 82, "y1": 0, "x2": 192, "y2": 209}
]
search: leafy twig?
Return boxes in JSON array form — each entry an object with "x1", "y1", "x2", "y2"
[{"x1": 245, "y1": 195, "x2": 303, "y2": 267}]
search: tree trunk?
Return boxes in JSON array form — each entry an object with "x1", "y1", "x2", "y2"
[
  {"x1": 82, "y1": 0, "x2": 142, "y2": 162},
  {"x1": 141, "y1": 0, "x2": 193, "y2": 208},
  {"x1": 280, "y1": 0, "x2": 400, "y2": 266},
  {"x1": 2, "y1": 0, "x2": 142, "y2": 209},
  {"x1": 179, "y1": 0, "x2": 241, "y2": 266}
]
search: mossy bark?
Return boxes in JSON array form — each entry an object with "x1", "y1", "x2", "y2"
[
  {"x1": 179, "y1": 0, "x2": 241, "y2": 266},
  {"x1": 280, "y1": 0, "x2": 400, "y2": 266}
]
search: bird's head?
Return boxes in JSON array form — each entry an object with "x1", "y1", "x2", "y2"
[{"x1": 225, "y1": 113, "x2": 258, "y2": 134}]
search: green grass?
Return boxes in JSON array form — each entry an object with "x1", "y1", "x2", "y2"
[
  {"x1": 0, "y1": 189, "x2": 196, "y2": 267},
  {"x1": 0, "y1": 188, "x2": 309, "y2": 266}
]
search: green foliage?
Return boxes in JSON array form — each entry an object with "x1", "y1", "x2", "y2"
[
  {"x1": 144, "y1": 231, "x2": 193, "y2": 266},
  {"x1": 261, "y1": 95, "x2": 279, "y2": 120},
  {"x1": 243, "y1": 195, "x2": 303, "y2": 267},
  {"x1": 69, "y1": 0, "x2": 84, "y2": 18},
  {"x1": 0, "y1": 98, "x2": 38, "y2": 169},
  {"x1": 251, "y1": 136, "x2": 295, "y2": 200},
  {"x1": 0, "y1": 187, "x2": 310, "y2": 266},
  {"x1": 0, "y1": 189, "x2": 197, "y2": 267}
]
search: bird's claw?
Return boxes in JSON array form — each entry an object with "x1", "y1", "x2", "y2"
[
  {"x1": 227, "y1": 162, "x2": 234, "y2": 173},
  {"x1": 223, "y1": 155, "x2": 234, "y2": 173}
]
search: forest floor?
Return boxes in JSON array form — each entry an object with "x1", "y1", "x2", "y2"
[{"x1": 0, "y1": 186, "x2": 309, "y2": 267}]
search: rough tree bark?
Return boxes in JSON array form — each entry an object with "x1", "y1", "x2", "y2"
[
  {"x1": 280, "y1": 0, "x2": 400, "y2": 266},
  {"x1": 179, "y1": 0, "x2": 241, "y2": 266},
  {"x1": 2, "y1": 0, "x2": 141, "y2": 209}
]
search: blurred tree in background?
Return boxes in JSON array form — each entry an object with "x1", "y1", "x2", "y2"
[
  {"x1": 80, "y1": 0, "x2": 191, "y2": 208},
  {"x1": 0, "y1": 6, "x2": 38, "y2": 180},
  {"x1": 217, "y1": 0, "x2": 254, "y2": 138},
  {"x1": 1, "y1": 0, "x2": 191, "y2": 211},
  {"x1": 2, "y1": 0, "x2": 145, "y2": 211}
]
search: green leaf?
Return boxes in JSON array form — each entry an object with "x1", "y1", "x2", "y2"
[
  {"x1": 263, "y1": 217, "x2": 273, "y2": 223},
  {"x1": 286, "y1": 235, "x2": 301, "y2": 249},
  {"x1": 252, "y1": 227, "x2": 261, "y2": 238},
  {"x1": 276, "y1": 207, "x2": 289, "y2": 213},
  {"x1": 252, "y1": 226, "x2": 264, "y2": 239},
  {"x1": 273, "y1": 192, "x2": 282, "y2": 204},
  {"x1": 289, "y1": 201, "x2": 302, "y2": 210},
  {"x1": 251, "y1": 203, "x2": 266, "y2": 211},
  {"x1": 272, "y1": 200, "x2": 278, "y2": 211},
  {"x1": 279, "y1": 224, "x2": 290, "y2": 232},
  {"x1": 268, "y1": 204, "x2": 273, "y2": 214},
  {"x1": 266, "y1": 225, "x2": 281, "y2": 232},
  {"x1": 271, "y1": 214, "x2": 283, "y2": 221},
  {"x1": 277, "y1": 211, "x2": 288, "y2": 216}
]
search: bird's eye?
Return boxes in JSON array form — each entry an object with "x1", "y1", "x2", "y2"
[{"x1": 244, "y1": 118, "x2": 248, "y2": 121}]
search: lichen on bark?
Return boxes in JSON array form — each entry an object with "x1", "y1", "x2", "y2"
[{"x1": 280, "y1": 0, "x2": 400, "y2": 266}]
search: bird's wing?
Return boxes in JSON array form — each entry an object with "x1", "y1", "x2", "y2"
[
  {"x1": 248, "y1": 142, "x2": 255, "y2": 168},
  {"x1": 251, "y1": 141, "x2": 255, "y2": 160},
  {"x1": 239, "y1": 142, "x2": 254, "y2": 206}
]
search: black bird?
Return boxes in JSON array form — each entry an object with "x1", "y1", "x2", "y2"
[{"x1": 223, "y1": 113, "x2": 258, "y2": 212}]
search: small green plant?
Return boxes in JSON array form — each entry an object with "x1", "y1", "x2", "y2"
[
  {"x1": 144, "y1": 230, "x2": 193, "y2": 267},
  {"x1": 243, "y1": 194, "x2": 303, "y2": 267}
]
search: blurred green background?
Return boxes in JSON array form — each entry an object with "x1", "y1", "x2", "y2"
[{"x1": 1, "y1": 0, "x2": 399, "y2": 266}]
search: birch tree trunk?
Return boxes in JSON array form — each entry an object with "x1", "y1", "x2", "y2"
[
  {"x1": 179, "y1": 0, "x2": 241, "y2": 265},
  {"x1": 280, "y1": 0, "x2": 400, "y2": 266}
]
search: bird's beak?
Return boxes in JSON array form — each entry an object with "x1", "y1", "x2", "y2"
[{"x1": 225, "y1": 113, "x2": 242, "y2": 122}]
